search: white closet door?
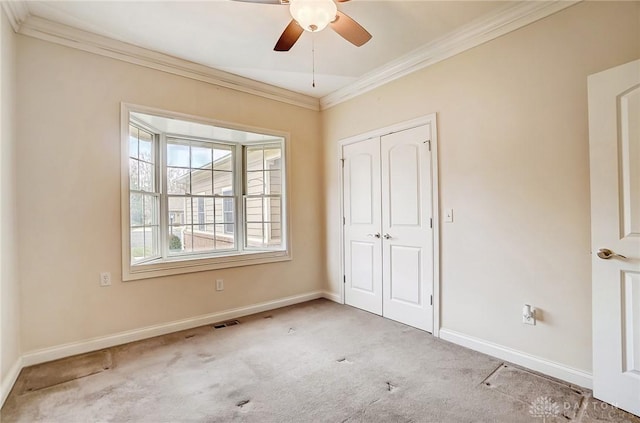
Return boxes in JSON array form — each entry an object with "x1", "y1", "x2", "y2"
[
  {"x1": 380, "y1": 125, "x2": 433, "y2": 332},
  {"x1": 343, "y1": 137, "x2": 383, "y2": 315}
]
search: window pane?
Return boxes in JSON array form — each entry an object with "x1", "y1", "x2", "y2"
[
  {"x1": 129, "y1": 158, "x2": 139, "y2": 190},
  {"x1": 192, "y1": 146, "x2": 212, "y2": 169},
  {"x1": 182, "y1": 225, "x2": 194, "y2": 253},
  {"x1": 268, "y1": 222, "x2": 282, "y2": 247},
  {"x1": 192, "y1": 225, "x2": 215, "y2": 253},
  {"x1": 265, "y1": 170, "x2": 281, "y2": 195},
  {"x1": 246, "y1": 171, "x2": 264, "y2": 195},
  {"x1": 265, "y1": 197, "x2": 281, "y2": 223},
  {"x1": 139, "y1": 138, "x2": 153, "y2": 163},
  {"x1": 204, "y1": 198, "x2": 215, "y2": 224},
  {"x1": 139, "y1": 127, "x2": 153, "y2": 143},
  {"x1": 245, "y1": 197, "x2": 263, "y2": 223},
  {"x1": 213, "y1": 149, "x2": 233, "y2": 171},
  {"x1": 191, "y1": 169, "x2": 213, "y2": 194},
  {"x1": 215, "y1": 225, "x2": 235, "y2": 249},
  {"x1": 264, "y1": 147, "x2": 282, "y2": 169},
  {"x1": 168, "y1": 197, "x2": 186, "y2": 226},
  {"x1": 144, "y1": 226, "x2": 160, "y2": 258},
  {"x1": 167, "y1": 143, "x2": 190, "y2": 167},
  {"x1": 129, "y1": 125, "x2": 138, "y2": 159},
  {"x1": 214, "y1": 172, "x2": 233, "y2": 195},
  {"x1": 245, "y1": 222, "x2": 265, "y2": 248},
  {"x1": 246, "y1": 148, "x2": 264, "y2": 171},
  {"x1": 130, "y1": 193, "x2": 143, "y2": 226},
  {"x1": 143, "y1": 194, "x2": 158, "y2": 225},
  {"x1": 216, "y1": 197, "x2": 234, "y2": 226},
  {"x1": 167, "y1": 167, "x2": 189, "y2": 194},
  {"x1": 248, "y1": 223, "x2": 267, "y2": 248},
  {"x1": 168, "y1": 225, "x2": 184, "y2": 254},
  {"x1": 194, "y1": 197, "x2": 206, "y2": 230},
  {"x1": 131, "y1": 228, "x2": 144, "y2": 261},
  {"x1": 139, "y1": 161, "x2": 155, "y2": 192}
]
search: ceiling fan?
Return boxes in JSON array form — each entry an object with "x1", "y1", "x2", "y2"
[{"x1": 234, "y1": 0, "x2": 372, "y2": 51}]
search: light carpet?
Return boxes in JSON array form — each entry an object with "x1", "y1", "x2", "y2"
[{"x1": 2, "y1": 299, "x2": 638, "y2": 422}]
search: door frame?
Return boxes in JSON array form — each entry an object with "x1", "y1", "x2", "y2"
[{"x1": 337, "y1": 113, "x2": 441, "y2": 336}]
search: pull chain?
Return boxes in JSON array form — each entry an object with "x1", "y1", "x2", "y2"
[{"x1": 312, "y1": 34, "x2": 316, "y2": 88}]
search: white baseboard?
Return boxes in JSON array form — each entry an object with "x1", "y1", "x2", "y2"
[
  {"x1": 21, "y1": 291, "x2": 325, "y2": 367},
  {"x1": 1, "y1": 357, "x2": 23, "y2": 407},
  {"x1": 439, "y1": 328, "x2": 592, "y2": 389},
  {"x1": 321, "y1": 290, "x2": 341, "y2": 303}
]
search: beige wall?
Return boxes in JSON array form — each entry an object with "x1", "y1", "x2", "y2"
[
  {"x1": 1, "y1": 8, "x2": 20, "y2": 386},
  {"x1": 16, "y1": 35, "x2": 325, "y2": 352},
  {"x1": 8, "y1": 0, "x2": 640, "y2": 378},
  {"x1": 322, "y1": 1, "x2": 640, "y2": 372}
]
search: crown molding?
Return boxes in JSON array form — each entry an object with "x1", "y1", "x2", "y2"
[
  {"x1": 16, "y1": 14, "x2": 320, "y2": 111},
  {"x1": 7, "y1": 1, "x2": 580, "y2": 112},
  {"x1": 320, "y1": 0, "x2": 581, "y2": 110},
  {"x1": 1, "y1": 0, "x2": 30, "y2": 32}
]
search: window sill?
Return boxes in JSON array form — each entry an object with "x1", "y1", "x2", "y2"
[{"x1": 123, "y1": 249, "x2": 291, "y2": 281}]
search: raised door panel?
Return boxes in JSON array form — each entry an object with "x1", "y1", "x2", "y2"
[
  {"x1": 623, "y1": 271, "x2": 640, "y2": 376},
  {"x1": 388, "y1": 144, "x2": 420, "y2": 226},
  {"x1": 350, "y1": 154, "x2": 374, "y2": 225},
  {"x1": 389, "y1": 246, "x2": 421, "y2": 305},
  {"x1": 351, "y1": 241, "x2": 375, "y2": 293},
  {"x1": 619, "y1": 85, "x2": 640, "y2": 238}
]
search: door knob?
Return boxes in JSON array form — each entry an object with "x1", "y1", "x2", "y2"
[
  {"x1": 383, "y1": 233, "x2": 392, "y2": 239},
  {"x1": 597, "y1": 248, "x2": 627, "y2": 260},
  {"x1": 367, "y1": 233, "x2": 381, "y2": 238}
]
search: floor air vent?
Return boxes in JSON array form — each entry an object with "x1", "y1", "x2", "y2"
[{"x1": 212, "y1": 319, "x2": 240, "y2": 329}]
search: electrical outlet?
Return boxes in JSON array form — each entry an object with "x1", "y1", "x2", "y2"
[
  {"x1": 100, "y1": 272, "x2": 112, "y2": 287},
  {"x1": 216, "y1": 279, "x2": 224, "y2": 291},
  {"x1": 522, "y1": 304, "x2": 536, "y2": 325},
  {"x1": 444, "y1": 208, "x2": 454, "y2": 223}
]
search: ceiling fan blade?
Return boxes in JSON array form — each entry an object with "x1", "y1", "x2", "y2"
[
  {"x1": 274, "y1": 20, "x2": 304, "y2": 51},
  {"x1": 330, "y1": 11, "x2": 372, "y2": 47},
  {"x1": 231, "y1": 0, "x2": 288, "y2": 4},
  {"x1": 336, "y1": 0, "x2": 350, "y2": 2}
]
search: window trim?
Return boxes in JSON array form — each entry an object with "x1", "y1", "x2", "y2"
[{"x1": 121, "y1": 103, "x2": 292, "y2": 281}]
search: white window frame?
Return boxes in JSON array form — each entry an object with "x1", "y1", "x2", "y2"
[{"x1": 121, "y1": 103, "x2": 292, "y2": 281}]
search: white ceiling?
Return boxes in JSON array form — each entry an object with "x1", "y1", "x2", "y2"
[{"x1": 24, "y1": 0, "x2": 514, "y2": 98}]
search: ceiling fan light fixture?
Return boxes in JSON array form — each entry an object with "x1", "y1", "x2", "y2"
[{"x1": 289, "y1": 0, "x2": 337, "y2": 32}]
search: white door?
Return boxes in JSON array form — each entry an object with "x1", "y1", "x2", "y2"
[
  {"x1": 343, "y1": 137, "x2": 383, "y2": 315},
  {"x1": 589, "y1": 59, "x2": 640, "y2": 416},
  {"x1": 381, "y1": 126, "x2": 434, "y2": 332}
]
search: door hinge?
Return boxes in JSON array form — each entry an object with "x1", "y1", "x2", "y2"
[
  {"x1": 430, "y1": 295, "x2": 433, "y2": 306},
  {"x1": 343, "y1": 275, "x2": 346, "y2": 284},
  {"x1": 343, "y1": 217, "x2": 346, "y2": 225},
  {"x1": 424, "y1": 140, "x2": 431, "y2": 151},
  {"x1": 430, "y1": 218, "x2": 432, "y2": 228},
  {"x1": 341, "y1": 158, "x2": 345, "y2": 167}
]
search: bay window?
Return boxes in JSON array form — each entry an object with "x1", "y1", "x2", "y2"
[{"x1": 121, "y1": 105, "x2": 290, "y2": 281}]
